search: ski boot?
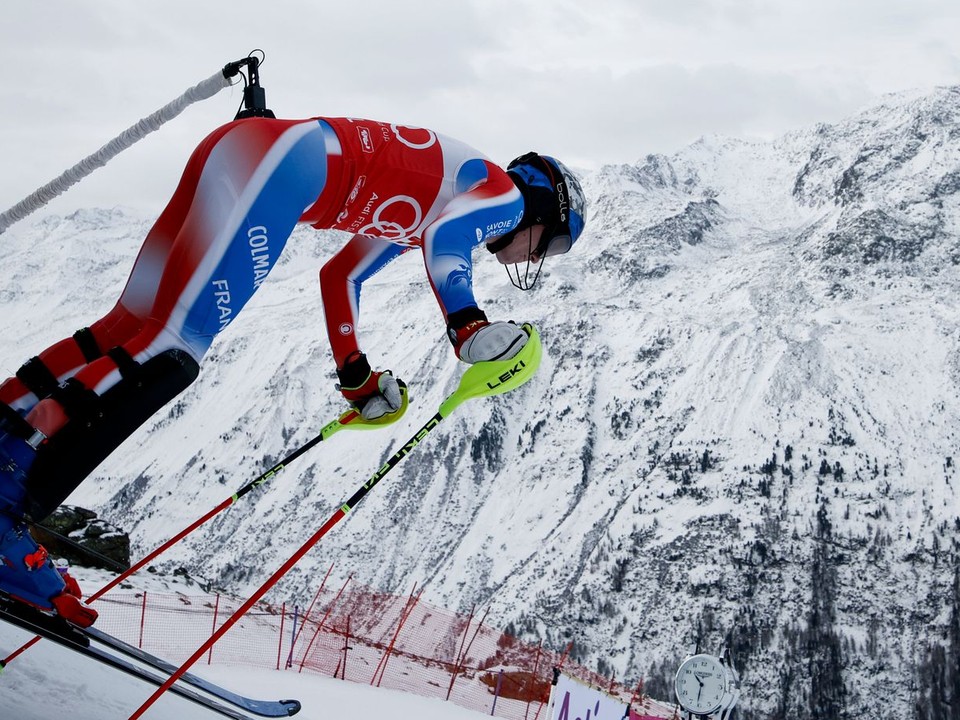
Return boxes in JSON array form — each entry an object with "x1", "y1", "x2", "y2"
[{"x1": 0, "y1": 429, "x2": 98, "y2": 628}]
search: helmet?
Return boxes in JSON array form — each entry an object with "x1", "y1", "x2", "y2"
[
  {"x1": 487, "y1": 152, "x2": 587, "y2": 290},
  {"x1": 505, "y1": 151, "x2": 587, "y2": 257}
]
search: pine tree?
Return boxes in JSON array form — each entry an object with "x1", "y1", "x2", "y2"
[{"x1": 807, "y1": 502, "x2": 848, "y2": 719}]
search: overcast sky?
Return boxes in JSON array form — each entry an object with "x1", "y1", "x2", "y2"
[{"x1": 2, "y1": 0, "x2": 959, "y2": 219}]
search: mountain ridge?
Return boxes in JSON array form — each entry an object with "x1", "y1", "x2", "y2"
[{"x1": 2, "y1": 85, "x2": 959, "y2": 719}]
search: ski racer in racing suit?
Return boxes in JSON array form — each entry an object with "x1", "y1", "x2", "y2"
[{"x1": 0, "y1": 116, "x2": 587, "y2": 626}]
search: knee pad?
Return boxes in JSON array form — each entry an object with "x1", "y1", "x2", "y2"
[{"x1": 23, "y1": 349, "x2": 200, "y2": 521}]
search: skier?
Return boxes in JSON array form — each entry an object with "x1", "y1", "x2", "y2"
[{"x1": 0, "y1": 116, "x2": 586, "y2": 626}]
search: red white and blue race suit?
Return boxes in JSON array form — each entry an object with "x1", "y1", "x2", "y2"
[
  {"x1": 0, "y1": 117, "x2": 524, "y2": 436},
  {"x1": 0, "y1": 115, "x2": 529, "y2": 618}
]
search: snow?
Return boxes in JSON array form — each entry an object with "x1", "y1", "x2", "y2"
[{"x1": 0, "y1": 621, "x2": 491, "y2": 720}]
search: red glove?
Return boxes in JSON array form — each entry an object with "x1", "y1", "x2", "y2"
[{"x1": 336, "y1": 353, "x2": 403, "y2": 420}]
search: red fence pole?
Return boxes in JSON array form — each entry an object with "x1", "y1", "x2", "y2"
[
  {"x1": 371, "y1": 583, "x2": 423, "y2": 687},
  {"x1": 298, "y1": 572, "x2": 353, "y2": 673},
  {"x1": 629, "y1": 678, "x2": 645, "y2": 711},
  {"x1": 138, "y1": 592, "x2": 147, "y2": 650},
  {"x1": 446, "y1": 604, "x2": 477, "y2": 701},
  {"x1": 290, "y1": 562, "x2": 334, "y2": 655},
  {"x1": 526, "y1": 639, "x2": 548, "y2": 720},
  {"x1": 458, "y1": 605, "x2": 489, "y2": 683},
  {"x1": 207, "y1": 593, "x2": 220, "y2": 665},
  {"x1": 276, "y1": 603, "x2": 286, "y2": 671}
]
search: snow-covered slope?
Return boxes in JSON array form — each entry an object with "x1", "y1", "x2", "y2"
[
  {"x1": 0, "y1": 618, "x2": 491, "y2": 720},
  {"x1": 3, "y1": 86, "x2": 959, "y2": 719}
]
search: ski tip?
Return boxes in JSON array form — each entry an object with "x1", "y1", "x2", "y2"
[{"x1": 280, "y1": 699, "x2": 302, "y2": 715}]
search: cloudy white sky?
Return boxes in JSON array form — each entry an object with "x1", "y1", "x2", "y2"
[{"x1": 2, "y1": 0, "x2": 959, "y2": 219}]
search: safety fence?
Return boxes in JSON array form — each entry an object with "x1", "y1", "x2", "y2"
[{"x1": 91, "y1": 569, "x2": 675, "y2": 719}]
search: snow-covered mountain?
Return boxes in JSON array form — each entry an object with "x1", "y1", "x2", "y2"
[{"x1": 3, "y1": 86, "x2": 959, "y2": 720}]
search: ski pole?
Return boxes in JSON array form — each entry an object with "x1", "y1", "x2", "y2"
[
  {"x1": 0, "y1": 388, "x2": 411, "y2": 673},
  {"x1": 0, "y1": 635, "x2": 41, "y2": 672},
  {"x1": 89, "y1": 384, "x2": 409, "y2": 604},
  {"x1": 127, "y1": 324, "x2": 542, "y2": 720}
]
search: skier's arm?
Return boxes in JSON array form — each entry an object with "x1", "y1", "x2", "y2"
[
  {"x1": 421, "y1": 177, "x2": 524, "y2": 356},
  {"x1": 319, "y1": 233, "x2": 407, "y2": 368}
]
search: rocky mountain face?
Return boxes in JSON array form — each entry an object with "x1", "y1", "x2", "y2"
[
  {"x1": 32, "y1": 505, "x2": 131, "y2": 571},
  {"x1": 2, "y1": 87, "x2": 959, "y2": 719}
]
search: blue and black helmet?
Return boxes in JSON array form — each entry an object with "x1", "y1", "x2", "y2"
[{"x1": 502, "y1": 151, "x2": 587, "y2": 257}]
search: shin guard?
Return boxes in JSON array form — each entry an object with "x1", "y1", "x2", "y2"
[{"x1": 23, "y1": 349, "x2": 200, "y2": 521}]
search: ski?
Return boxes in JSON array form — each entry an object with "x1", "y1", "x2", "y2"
[
  {"x1": 85, "y1": 626, "x2": 301, "y2": 717},
  {"x1": 0, "y1": 596, "x2": 300, "y2": 718}
]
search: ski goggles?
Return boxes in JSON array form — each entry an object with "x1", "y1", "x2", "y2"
[
  {"x1": 537, "y1": 230, "x2": 573, "y2": 257},
  {"x1": 485, "y1": 225, "x2": 572, "y2": 258}
]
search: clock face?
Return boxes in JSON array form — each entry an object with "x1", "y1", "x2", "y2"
[{"x1": 675, "y1": 654, "x2": 727, "y2": 714}]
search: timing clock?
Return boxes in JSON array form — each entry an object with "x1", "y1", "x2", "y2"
[{"x1": 674, "y1": 651, "x2": 740, "y2": 718}]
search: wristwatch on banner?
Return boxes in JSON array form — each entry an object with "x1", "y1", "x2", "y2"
[{"x1": 674, "y1": 645, "x2": 741, "y2": 719}]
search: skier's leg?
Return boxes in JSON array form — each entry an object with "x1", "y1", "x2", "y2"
[
  {"x1": 0, "y1": 306, "x2": 146, "y2": 416},
  {"x1": 22, "y1": 341, "x2": 200, "y2": 520},
  {"x1": 0, "y1": 433, "x2": 97, "y2": 624},
  {"x1": 1, "y1": 118, "x2": 332, "y2": 622},
  {"x1": 11, "y1": 117, "x2": 335, "y2": 521},
  {"x1": 0, "y1": 115, "x2": 274, "y2": 427},
  {"x1": 0, "y1": 192, "x2": 195, "y2": 627},
  {"x1": 0, "y1": 289, "x2": 155, "y2": 627},
  {"x1": 0, "y1": 118, "x2": 229, "y2": 522}
]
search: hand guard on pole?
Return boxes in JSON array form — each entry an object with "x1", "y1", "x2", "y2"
[{"x1": 451, "y1": 320, "x2": 530, "y2": 364}]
